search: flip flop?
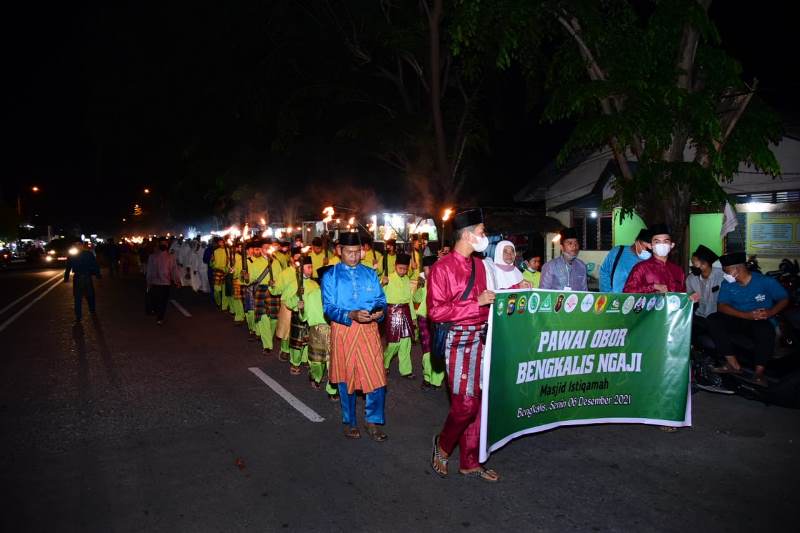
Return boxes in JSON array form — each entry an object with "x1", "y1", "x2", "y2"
[
  {"x1": 459, "y1": 467, "x2": 499, "y2": 482},
  {"x1": 343, "y1": 426, "x2": 361, "y2": 439},
  {"x1": 711, "y1": 364, "x2": 742, "y2": 374},
  {"x1": 431, "y1": 434, "x2": 448, "y2": 478},
  {"x1": 364, "y1": 423, "x2": 388, "y2": 442}
]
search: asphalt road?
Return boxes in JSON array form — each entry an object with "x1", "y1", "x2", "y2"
[{"x1": 1, "y1": 267, "x2": 798, "y2": 532}]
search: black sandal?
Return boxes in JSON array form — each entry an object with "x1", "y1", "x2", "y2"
[
  {"x1": 364, "y1": 423, "x2": 387, "y2": 442},
  {"x1": 459, "y1": 467, "x2": 499, "y2": 482}
]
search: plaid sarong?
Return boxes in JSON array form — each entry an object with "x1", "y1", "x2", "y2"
[
  {"x1": 308, "y1": 324, "x2": 331, "y2": 363},
  {"x1": 266, "y1": 294, "x2": 281, "y2": 319},
  {"x1": 213, "y1": 270, "x2": 226, "y2": 286},
  {"x1": 289, "y1": 311, "x2": 309, "y2": 349},
  {"x1": 254, "y1": 285, "x2": 270, "y2": 322},
  {"x1": 232, "y1": 279, "x2": 242, "y2": 299}
]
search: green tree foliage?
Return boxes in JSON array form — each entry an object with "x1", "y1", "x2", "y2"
[{"x1": 452, "y1": 0, "x2": 783, "y2": 260}]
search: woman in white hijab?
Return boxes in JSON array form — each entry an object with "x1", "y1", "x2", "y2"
[{"x1": 484, "y1": 240, "x2": 531, "y2": 290}]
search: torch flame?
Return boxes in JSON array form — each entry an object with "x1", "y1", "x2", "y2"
[
  {"x1": 260, "y1": 218, "x2": 266, "y2": 226},
  {"x1": 442, "y1": 207, "x2": 453, "y2": 222},
  {"x1": 322, "y1": 206, "x2": 335, "y2": 223},
  {"x1": 243, "y1": 223, "x2": 250, "y2": 240},
  {"x1": 301, "y1": 246, "x2": 311, "y2": 254},
  {"x1": 552, "y1": 234, "x2": 561, "y2": 243},
  {"x1": 348, "y1": 216, "x2": 355, "y2": 225}
]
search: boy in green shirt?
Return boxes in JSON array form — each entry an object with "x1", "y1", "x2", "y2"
[
  {"x1": 383, "y1": 254, "x2": 415, "y2": 379},
  {"x1": 282, "y1": 256, "x2": 318, "y2": 374},
  {"x1": 302, "y1": 264, "x2": 339, "y2": 399},
  {"x1": 255, "y1": 241, "x2": 282, "y2": 353},
  {"x1": 521, "y1": 249, "x2": 542, "y2": 288},
  {"x1": 416, "y1": 255, "x2": 445, "y2": 389}
]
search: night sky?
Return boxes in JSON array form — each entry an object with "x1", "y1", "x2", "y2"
[{"x1": 4, "y1": 1, "x2": 796, "y2": 235}]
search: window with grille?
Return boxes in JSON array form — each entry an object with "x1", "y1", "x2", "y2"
[{"x1": 571, "y1": 209, "x2": 613, "y2": 250}]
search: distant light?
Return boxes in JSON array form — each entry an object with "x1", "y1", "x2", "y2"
[
  {"x1": 47, "y1": 250, "x2": 56, "y2": 255},
  {"x1": 68, "y1": 247, "x2": 79, "y2": 256},
  {"x1": 31, "y1": 186, "x2": 40, "y2": 192},
  {"x1": 122, "y1": 218, "x2": 127, "y2": 222},
  {"x1": 144, "y1": 188, "x2": 151, "y2": 194},
  {"x1": 590, "y1": 211, "x2": 597, "y2": 219},
  {"x1": 45, "y1": 256, "x2": 53, "y2": 262}
]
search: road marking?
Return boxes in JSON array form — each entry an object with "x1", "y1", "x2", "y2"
[
  {"x1": 169, "y1": 299, "x2": 192, "y2": 317},
  {"x1": 0, "y1": 272, "x2": 62, "y2": 316},
  {"x1": 248, "y1": 367, "x2": 325, "y2": 423},
  {"x1": 0, "y1": 276, "x2": 62, "y2": 333}
]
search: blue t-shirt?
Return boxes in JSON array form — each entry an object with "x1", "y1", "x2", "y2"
[
  {"x1": 718, "y1": 271, "x2": 788, "y2": 312},
  {"x1": 599, "y1": 245, "x2": 645, "y2": 292}
]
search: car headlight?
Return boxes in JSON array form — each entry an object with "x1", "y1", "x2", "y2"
[
  {"x1": 45, "y1": 256, "x2": 53, "y2": 262},
  {"x1": 68, "y1": 247, "x2": 79, "y2": 256},
  {"x1": 47, "y1": 250, "x2": 56, "y2": 255}
]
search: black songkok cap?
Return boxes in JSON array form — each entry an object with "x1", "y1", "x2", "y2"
[
  {"x1": 559, "y1": 227, "x2": 579, "y2": 241},
  {"x1": 301, "y1": 255, "x2": 313, "y2": 266},
  {"x1": 395, "y1": 253, "x2": 411, "y2": 266},
  {"x1": 385, "y1": 238, "x2": 397, "y2": 246},
  {"x1": 291, "y1": 247, "x2": 302, "y2": 256},
  {"x1": 692, "y1": 245, "x2": 719, "y2": 266},
  {"x1": 635, "y1": 228, "x2": 652, "y2": 243},
  {"x1": 419, "y1": 232, "x2": 430, "y2": 241},
  {"x1": 523, "y1": 248, "x2": 541, "y2": 261},
  {"x1": 453, "y1": 209, "x2": 484, "y2": 231},
  {"x1": 317, "y1": 265, "x2": 334, "y2": 279},
  {"x1": 246, "y1": 240, "x2": 262, "y2": 249},
  {"x1": 422, "y1": 255, "x2": 438, "y2": 268},
  {"x1": 338, "y1": 232, "x2": 361, "y2": 247},
  {"x1": 648, "y1": 223, "x2": 671, "y2": 238},
  {"x1": 311, "y1": 237, "x2": 323, "y2": 247},
  {"x1": 279, "y1": 241, "x2": 291, "y2": 248},
  {"x1": 719, "y1": 251, "x2": 746, "y2": 267}
]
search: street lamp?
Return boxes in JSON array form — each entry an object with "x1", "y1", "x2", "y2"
[
  {"x1": 144, "y1": 188, "x2": 151, "y2": 194},
  {"x1": 31, "y1": 186, "x2": 40, "y2": 193}
]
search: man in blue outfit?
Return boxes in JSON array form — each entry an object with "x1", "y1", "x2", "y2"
[
  {"x1": 321, "y1": 231, "x2": 388, "y2": 441},
  {"x1": 599, "y1": 228, "x2": 652, "y2": 292},
  {"x1": 708, "y1": 251, "x2": 789, "y2": 387},
  {"x1": 64, "y1": 241, "x2": 101, "y2": 322}
]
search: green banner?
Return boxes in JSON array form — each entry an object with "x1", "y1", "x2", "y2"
[{"x1": 480, "y1": 289, "x2": 692, "y2": 462}]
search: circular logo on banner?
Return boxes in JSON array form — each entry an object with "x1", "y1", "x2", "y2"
[
  {"x1": 581, "y1": 293, "x2": 595, "y2": 313},
  {"x1": 496, "y1": 298, "x2": 505, "y2": 316},
  {"x1": 622, "y1": 296, "x2": 635, "y2": 315},
  {"x1": 667, "y1": 294, "x2": 680, "y2": 312},
  {"x1": 655, "y1": 295, "x2": 666, "y2": 311},
  {"x1": 646, "y1": 296, "x2": 657, "y2": 311},
  {"x1": 528, "y1": 292, "x2": 541, "y2": 313},
  {"x1": 634, "y1": 296, "x2": 647, "y2": 313},
  {"x1": 594, "y1": 294, "x2": 608, "y2": 313},
  {"x1": 564, "y1": 294, "x2": 579, "y2": 313},
  {"x1": 517, "y1": 295, "x2": 527, "y2": 314}
]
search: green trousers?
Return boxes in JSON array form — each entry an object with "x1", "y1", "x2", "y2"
[
  {"x1": 422, "y1": 352, "x2": 445, "y2": 386},
  {"x1": 290, "y1": 345, "x2": 308, "y2": 367},
  {"x1": 214, "y1": 285, "x2": 223, "y2": 307},
  {"x1": 384, "y1": 337, "x2": 412, "y2": 376},
  {"x1": 222, "y1": 293, "x2": 232, "y2": 312},
  {"x1": 309, "y1": 360, "x2": 338, "y2": 395},
  {"x1": 246, "y1": 310, "x2": 255, "y2": 332},
  {"x1": 256, "y1": 316, "x2": 276, "y2": 350},
  {"x1": 232, "y1": 299, "x2": 244, "y2": 322},
  {"x1": 280, "y1": 338, "x2": 290, "y2": 355}
]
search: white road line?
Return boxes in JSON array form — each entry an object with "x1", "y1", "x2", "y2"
[
  {"x1": 169, "y1": 299, "x2": 192, "y2": 317},
  {"x1": 0, "y1": 276, "x2": 63, "y2": 333},
  {"x1": 248, "y1": 367, "x2": 325, "y2": 423},
  {"x1": 0, "y1": 272, "x2": 63, "y2": 316}
]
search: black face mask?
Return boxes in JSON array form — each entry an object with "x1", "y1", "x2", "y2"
[
  {"x1": 690, "y1": 266, "x2": 701, "y2": 276},
  {"x1": 159, "y1": 244, "x2": 168, "y2": 251}
]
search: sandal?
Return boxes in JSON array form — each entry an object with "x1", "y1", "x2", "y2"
[
  {"x1": 310, "y1": 380, "x2": 321, "y2": 390},
  {"x1": 328, "y1": 394, "x2": 340, "y2": 402},
  {"x1": 431, "y1": 434, "x2": 449, "y2": 477},
  {"x1": 364, "y1": 423, "x2": 388, "y2": 442},
  {"x1": 343, "y1": 426, "x2": 361, "y2": 439},
  {"x1": 749, "y1": 375, "x2": 769, "y2": 388},
  {"x1": 402, "y1": 373, "x2": 416, "y2": 380},
  {"x1": 278, "y1": 352, "x2": 289, "y2": 362},
  {"x1": 262, "y1": 348, "x2": 272, "y2": 356},
  {"x1": 659, "y1": 426, "x2": 678, "y2": 433},
  {"x1": 289, "y1": 366, "x2": 302, "y2": 375},
  {"x1": 459, "y1": 467, "x2": 499, "y2": 482}
]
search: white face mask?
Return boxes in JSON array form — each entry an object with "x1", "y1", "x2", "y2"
[
  {"x1": 471, "y1": 233, "x2": 489, "y2": 253},
  {"x1": 637, "y1": 250, "x2": 652, "y2": 260},
  {"x1": 723, "y1": 273, "x2": 736, "y2": 284},
  {"x1": 653, "y1": 243, "x2": 672, "y2": 257}
]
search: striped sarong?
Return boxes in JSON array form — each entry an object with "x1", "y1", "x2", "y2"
[
  {"x1": 445, "y1": 325, "x2": 486, "y2": 397},
  {"x1": 308, "y1": 324, "x2": 331, "y2": 363},
  {"x1": 232, "y1": 279, "x2": 242, "y2": 299},
  {"x1": 254, "y1": 285, "x2": 270, "y2": 322},
  {"x1": 213, "y1": 270, "x2": 226, "y2": 286},
  {"x1": 386, "y1": 303, "x2": 413, "y2": 343},
  {"x1": 289, "y1": 311, "x2": 309, "y2": 349},
  {"x1": 330, "y1": 321, "x2": 385, "y2": 394}
]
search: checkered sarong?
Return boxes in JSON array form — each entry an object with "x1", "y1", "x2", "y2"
[
  {"x1": 266, "y1": 294, "x2": 281, "y2": 319},
  {"x1": 254, "y1": 285, "x2": 270, "y2": 322},
  {"x1": 289, "y1": 311, "x2": 309, "y2": 349},
  {"x1": 213, "y1": 270, "x2": 226, "y2": 286},
  {"x1": 232, "y1": 279, "x2": 242, "y2": 299}
]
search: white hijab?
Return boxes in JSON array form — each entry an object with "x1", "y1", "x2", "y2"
[{"x1": 484, "y1": 240, "x2": 523, "y2": 290}]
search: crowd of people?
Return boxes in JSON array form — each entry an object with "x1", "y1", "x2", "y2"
[{"x1": 62, "y1": 208, "x2": 790, "y2": 481}]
